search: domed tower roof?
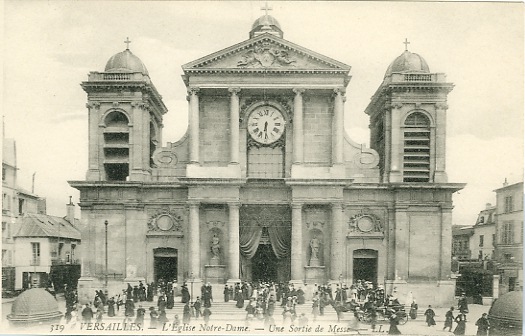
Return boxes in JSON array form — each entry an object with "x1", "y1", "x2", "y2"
[
  {"x1": 384, "y1": 50, "x2": 430, "y2": 78},
  {"x1": 7, "y1": 288, "x2": 62, "y2": 325},
  {"x1": 105, "y1": 48, "x2": 149, "y2": 75},
  {"x1": 250, "y1": 14, "x2": 283, "y2": 38}
]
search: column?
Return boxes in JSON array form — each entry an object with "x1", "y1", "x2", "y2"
[
  {"x1": 87, "y1": 102, "x2": 101, "y2": 180},
  {"x1": 228, "y1": 202, "x2": 240, "y2": 281},
  {"x1": 333, "y1": 88, "x2": 345, "y2": 164},
  {"x1": 188, "y1": 87, "x2": 200, "y2": 164},
  {"x1": 291, "y1": 203, "x2": 304, "y2": 281},
  {"x1": 229, "y1": 88, "x2": 241, "y2": 165},
  {"x1": 434, "y1": 103, "x2": 448, "y2": 182},
  {"x1": 131, "y1": 102, "x2": 143, "y2": 171},
  {"x1": 330, "y1": 202, "x2": 344, "y2": 280},
  {"x1": 188, "y1": 202, "x2": 201, "y2": 279},
  {"x1": 293, "y1": 89, "x2": 305, "y2": 164}
]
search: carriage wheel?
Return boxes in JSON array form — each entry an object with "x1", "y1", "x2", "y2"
[{"x1": 398, "y1": 314, "x2": 408, "y2": 325}]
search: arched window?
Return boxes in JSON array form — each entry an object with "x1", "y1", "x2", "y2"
[
  {"x1": 104, "y1": 111, "x2": 129, "y2": 127},
  {"x1": 103, "y1": 110, "x2": 130, "y2": 181},
  {"x1": 403, "y1": 112, "x2": 431, "y2": 182}
]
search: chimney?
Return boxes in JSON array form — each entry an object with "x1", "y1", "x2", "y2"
[
  {"x1": 503, "y1": 178, "x2": 508, "y2": 187},
  {"x1": 485, "y1": 203, "x2": 492, "y2": 209},
  {"x1": 66, "y1": 196, "x2": 75, "y2": 223}
]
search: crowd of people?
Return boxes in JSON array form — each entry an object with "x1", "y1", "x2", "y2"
[{"x1": 59, "y1": 279, "x2": 490, "y2": 334}]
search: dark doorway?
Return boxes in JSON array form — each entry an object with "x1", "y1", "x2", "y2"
[
  {"x1": 353, "y1": 249, "x2": 378, "y2": 283},
  {"x1": 154, "y1": 248, "x2": 178, "y2": 283},
  {"x1": 252, "y1": 244, "x2": 278, "y2": 282}
]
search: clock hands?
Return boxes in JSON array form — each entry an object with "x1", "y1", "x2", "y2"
[{"x1": 264, "y1": 121, "x2": 268, "y2": 139}]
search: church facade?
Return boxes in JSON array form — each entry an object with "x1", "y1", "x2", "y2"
[{"x1": 70, "y1": 13, "x2": 464, "y2": 305}]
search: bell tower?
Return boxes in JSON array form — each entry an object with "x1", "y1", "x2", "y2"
[
  {"x1": 81, "y1": 40, "x2": 167, "y2": 182},
  {"x1": 366, "y1": 44, "x2": 454, "y2": 183}
]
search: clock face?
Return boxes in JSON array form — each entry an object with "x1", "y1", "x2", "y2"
[{"x1": 247, "y1": 106, "x2": 285, "y2": 144}]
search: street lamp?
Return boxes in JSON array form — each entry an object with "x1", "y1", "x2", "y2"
[
  {"x1": 104, "y1": 220, "x2": 108, "y2": 290},
  {"x1": 339, "y1": 274, "x2": 343, "y2": 304}
]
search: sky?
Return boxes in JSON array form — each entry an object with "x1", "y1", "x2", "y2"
[{"x1": 2, "y1": 1, "x2": 523, "y2": 226}]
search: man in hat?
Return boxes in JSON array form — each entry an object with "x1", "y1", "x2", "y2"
[
  {"x1": 475, "y1": 313, "x2": 490, "y2": 336},
  {"x1": 193, "y1": 297, "x2": 202, "y2": 318}
]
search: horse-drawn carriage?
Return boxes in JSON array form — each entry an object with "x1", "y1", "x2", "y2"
[{"x1": 355, "y1": 304, "x2": 409, "y2": 325}]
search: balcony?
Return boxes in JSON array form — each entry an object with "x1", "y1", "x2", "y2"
[{"x1": 51, "y1": 258, "x2": 80, "y2": 266}]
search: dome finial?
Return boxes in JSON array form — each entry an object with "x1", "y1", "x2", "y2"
[
  {"x1": 124, "y1": 37, "x2": 132, "y2": 50},
  {"x1": 403, "y1": 38, "x2": 410, "y2": 52},
  {"x1": 261, "y1": 2, "x2": 273, "y2": 17}
]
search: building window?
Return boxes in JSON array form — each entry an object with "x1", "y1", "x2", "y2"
[
  {"x1": 492, "y1": 233, "x2": 496, "y2": 246},
  {"x1": 2, "y1": 167, "x2": 5, "y2": 181},
  {"x1": 18, "y1": 198, "x2": 25, "y2": 215},
  {"x1": 504, "y1": 253, "x2": 513, "y2": 261},
  {"x1": 504, "y1": 196, "x2": 514, "y2": 213},
  {"x1": 31, "y1": 242, "x2": 40, "y2": 265},
  {"x1": 403, "y1": 112, "x2": 431, "y2": 182},
  {"x1": 478, "y1": 250, "x2": 483, "y2": 260},
  {"x1": 479, "y1": 235, "x2": 484, "y2": 247},
  {"x1": 479, "y1": 216, "x2": 485, "y2": 224},
  {"x1": 502, "y1": 221, "x2": 515, "y2": 244},
  {"x1": 247, "y1": 146, "x2": 284, "y2": 178}
]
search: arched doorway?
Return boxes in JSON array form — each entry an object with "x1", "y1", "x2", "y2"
[
  {"x1": 353, "y1": 249, "x2": 378, "y2": 283},
  {"x1": 153, "y1": 248, "x2": 178, "y2": 283}
]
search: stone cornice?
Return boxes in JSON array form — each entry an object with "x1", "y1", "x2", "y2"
[{"x1": 285, "y1": 178, "x2": 353, "y2": 186}]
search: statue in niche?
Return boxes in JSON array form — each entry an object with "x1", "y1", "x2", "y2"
[
  {"x1": 309, "y1": 236, "x2": 322, "y2": 266},
  {"x1": 210, "y1": 235, "x2": 220, "y2": 260}
]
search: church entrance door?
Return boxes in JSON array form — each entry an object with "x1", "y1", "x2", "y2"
[
  {"x1": 353, "y1": 249, "x2": 378, "y2": 283},
  {"x1": 154, "y1": 248, "x2": 178, "y2": 283},
  {"x1": 252, "y1": 243, "x2": 278, "y2": 282}
]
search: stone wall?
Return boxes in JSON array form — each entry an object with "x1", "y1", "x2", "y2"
[
  {"x1": 304, "y1": 96, "x2": 332, "y2": 164},
  {"x1": 200, "y1": 96, "x2": 230, "y2": 165}
]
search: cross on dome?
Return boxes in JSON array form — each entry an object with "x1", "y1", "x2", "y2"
[
  {"x1": 124, "y1": 37, "x2": 132, "y2": 50},
  {"x1": 403, "y1": 38, "x2": 410, "y2": 51},
  {"x1": 261, "y1": 2, "x2": 273, "y2": 16}
]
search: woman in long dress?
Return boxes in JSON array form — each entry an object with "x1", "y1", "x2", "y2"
[
  {"x1": 388, "y1": 311, "x2": 401, "y2": 335},
  {"x1": 453, "y1": 311, "x2": 467, "y2": 335},
  {"x1": 424, "y1": 305, "x2": 436, "y2": 326}
]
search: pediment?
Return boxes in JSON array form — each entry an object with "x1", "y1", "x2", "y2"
[{"x1": 182, "y1": 34, "x2": 350, "y2": 73}]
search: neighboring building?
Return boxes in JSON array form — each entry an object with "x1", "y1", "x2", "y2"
[
  {"x1": 2, "y1": 138, "x2": 46, "y2": 295},
  {"x1": 473, "y1": 203, "x2": 496, "y2": 261},
  {"x1": 494, "y1": 181, "x2": 523, "y2": 294},
  {"x1": 70, "y1": 11, "x2": 464, "y2": 306},
  {"x1": 452, "y1": 225, "x2": 474, "y2": 260},
  {"x1": 453, "y1": 204, "x2": 497, "y2": 298},
  {"x1": 13, "y1": 200, "x2": 81, "y2": 291}
]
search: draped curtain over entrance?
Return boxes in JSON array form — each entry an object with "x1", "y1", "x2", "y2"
[
  {"x1": 240, "y1": 224, "x2": 262, "y2": 259},
  {"x1": 268, "y1": 225, "x2": 291, "y2": 259}
]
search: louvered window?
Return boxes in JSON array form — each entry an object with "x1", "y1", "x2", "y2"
[{"x1": 403, "y1": 112, "x2": 431, "y2": 182}]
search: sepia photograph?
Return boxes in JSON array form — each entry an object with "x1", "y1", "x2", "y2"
[{"x1": 1, "y1": 1, "x2": 523, "y2": 335}]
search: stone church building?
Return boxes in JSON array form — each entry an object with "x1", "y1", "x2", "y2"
[{"x1": 70, "y1": 12, "x2": 464, "y2": 305}]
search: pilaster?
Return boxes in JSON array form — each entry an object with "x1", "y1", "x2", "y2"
[
  {"x1": 394, "y1": 205, "x2": 409, "y2": 280},
  {"x1": 227, "y1": 202, "x2": 241, "y2": 283},
  {"x1": 291, "y1": 202, "x2": 304, "y2": 282},
  {"x1": 86, "y1": 102, "x2": 101, "y2": 180},
  {"x1": 188, "y1": 201, "x2": 201, "y2": 280},
  {"x1": 330, "y1": 202, "x2": 344, "y2": 280}
]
